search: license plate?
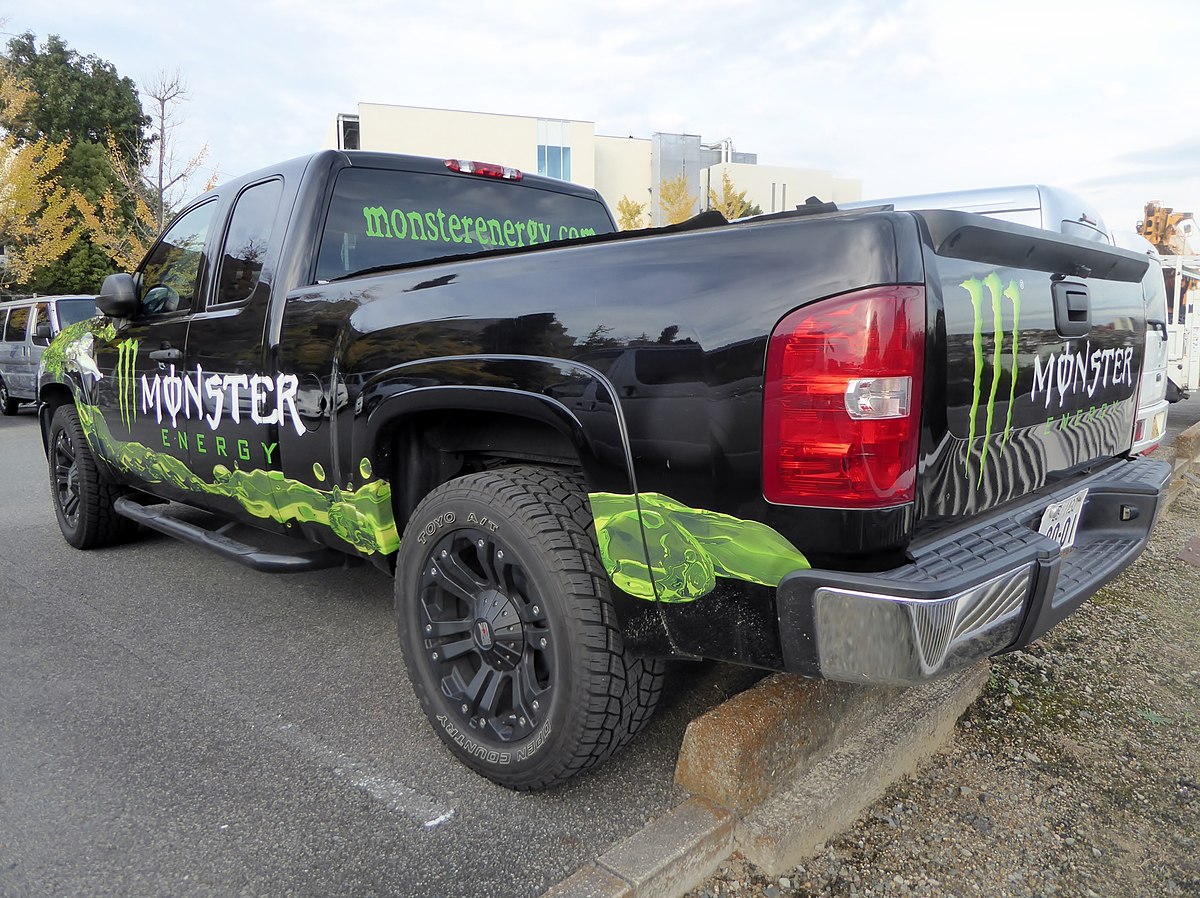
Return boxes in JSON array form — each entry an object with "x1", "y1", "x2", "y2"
[{"x1": 1038, "y1": 488, "x2": 1088, "y2": 550}]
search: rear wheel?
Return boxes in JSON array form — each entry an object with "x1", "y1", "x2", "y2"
[
  {"x1": 48, "y1": 404, "x2": 136, "y2": 549},
  {"x1": 395, "y1": 466, "x2": 664, "y2": 790},
  {"x1": 0, "y1": 376, "x2": 17, "y2": 416}
]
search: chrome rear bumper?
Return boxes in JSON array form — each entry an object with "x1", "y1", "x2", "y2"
[{"x1": 776, "y1": 456, "x2": 1170, "y2": 685}]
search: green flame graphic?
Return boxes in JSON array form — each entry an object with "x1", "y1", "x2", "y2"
[{"x1": 589, "y1": 492, "x2": 810, "y2": 602}]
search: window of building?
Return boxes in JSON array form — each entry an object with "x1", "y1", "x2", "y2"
[
  {"x1": 338, "y1": 114, "x2": 360, "y2": 151},
  {"x1": 537, "y1": 119, "x2": 572, "y2": 181}
]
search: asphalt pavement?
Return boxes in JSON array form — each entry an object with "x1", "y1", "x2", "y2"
[
  {"x1": 1165, "y1": 391, "x2": 1200, "y2": 447},
  {"x1": 0, "y1": 408, "x2": 761, "y2": 898}
]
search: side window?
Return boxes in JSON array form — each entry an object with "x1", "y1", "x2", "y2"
[
  {"x1": 214, "y1": 179, "x2": 283, "y2": 306},
  {"x1": 31, "y1": 303, "x2": 50, "y2": 346},
  {"x1": 139, "y1": 201, "x2": 218, "y2": 316},
  {"x1": 4, "y1": 305, "x2": 29, "y2": 341}
]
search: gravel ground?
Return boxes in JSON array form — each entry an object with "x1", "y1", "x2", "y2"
[{"x1": 690, "y1": 476, "x2": 1200, "y2": 898}]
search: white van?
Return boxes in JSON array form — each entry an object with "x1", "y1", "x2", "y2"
[
  {"x1": 1110, "y1": 231, "x2": 1170, "y2": 454},
  {"x1": 0, "y1": 295, "x2": 96, "y2": 415}
]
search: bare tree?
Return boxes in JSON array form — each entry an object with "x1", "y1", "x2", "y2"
[
  {"x1": 75, "y1": 69, "x2": 217, "y2": 269},
  {"x1": 143, "y1": 70, "x2": 212, "y2": 229}
]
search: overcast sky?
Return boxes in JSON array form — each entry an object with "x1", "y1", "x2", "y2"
[{"x1": 7, "y1": 0, "x2": 1199, "y2": 235}]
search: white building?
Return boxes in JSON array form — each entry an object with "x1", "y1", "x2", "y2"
[{"x1": 325, "y1": 104, "x2": 861, "y2": 226}]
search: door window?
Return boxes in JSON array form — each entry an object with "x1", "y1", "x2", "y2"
[
  {"x1": 4, "y1": 305, "x2": 29, "y2": 341},
  {"x1": 31, "y1": 303, "x2": 50, "y2": 346},
  {"x1": 214, "y1": 179, "x2": 283, "y2": 306},
  {"x1": 139, "y1": 201, "x2": 218, "y2": 316}
]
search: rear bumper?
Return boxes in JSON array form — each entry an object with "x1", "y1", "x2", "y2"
[{"x1": 776, "y1": 455, "x2": 1171, "y2": 685}]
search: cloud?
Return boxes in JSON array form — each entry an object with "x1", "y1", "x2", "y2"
[
  {"x1": 9, "y1": 0, "x2": 1200, "y2": 232},
  {"x1": 1115, "y1": 137, "x2": 1200, "y2": 169}
]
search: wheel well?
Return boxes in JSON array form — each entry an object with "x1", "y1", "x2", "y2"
[
  {"x1": 384, "y1": 409, "x2": 581, "y2": 538},
  {"x1": 38, "y1": 384, "x2": 74, "y2": 453}
]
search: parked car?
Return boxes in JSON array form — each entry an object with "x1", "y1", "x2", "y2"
[{"x1": 0, "y1": 294, "x2": 96, "y2": 415}]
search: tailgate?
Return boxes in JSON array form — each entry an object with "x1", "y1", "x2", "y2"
[{"x1": 914, "y1": 211, "x2": 1151, "y2": 523}]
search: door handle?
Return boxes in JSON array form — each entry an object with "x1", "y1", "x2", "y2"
[
  {"x1": 1147, "y1": 319, "x2": 1168, "y2": 342},
  {"x1": 149, "y1": 348, "x2": 182, "y2": 362},
  {"x1": 1051, "y1": 280, "x2": 1091, "y2": 338}
]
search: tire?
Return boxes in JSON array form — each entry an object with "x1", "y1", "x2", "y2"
[
  {"x1": 47, "y1": 404, "x2": 137, "y2": 549},
  {"x1": 395, "y1": 466, "x2": 665, "y2": 790},
  {"x1": 0, "y1": 375, "x2": 17, "y2": 416}
]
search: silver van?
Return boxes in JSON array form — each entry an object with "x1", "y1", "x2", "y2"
[
  {"x1": 839, "y1": 184, "x2": 1112, "y2": 243},
  {"x1": 0, "y1": 295, "x2": 96, "y2": 415}
]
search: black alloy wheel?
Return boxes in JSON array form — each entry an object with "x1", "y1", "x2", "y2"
[
  {"x1": 52, "y1": 422, "x2": 82, "y2": 531},
  {"x1": 396, "y1": 466, "x2": 665, "y2": 790},
  {"x1": 420, "y1": 526, "x2": 552, "y2": 743},
  {"x1": 46, "y1": 404, "x2": 136, "y2": 549}
]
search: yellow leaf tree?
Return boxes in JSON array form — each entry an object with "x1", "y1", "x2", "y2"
[
  {"x1": 659, "y1": 174, "x2": 697, "y2": 225},
  {"x1": 616, "y1": 195, "x2": 647, "y2": 230},
  {"x1": 0, "y1": 63, "x2": 80, "y2": 287},
  {"x1": 72, "y1": 134, "x2": 160, "y2": 271},
  {"x1": 707, "y1": 170, "x2": 754, "y2": 221}
]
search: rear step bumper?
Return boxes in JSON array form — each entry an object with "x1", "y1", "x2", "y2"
[
  {"x1": 114, "y1": 497, "x2": 346, "y2": 573},
  {"x1": 775, "y1": 455, "x2": 1172, "y2": 685}
]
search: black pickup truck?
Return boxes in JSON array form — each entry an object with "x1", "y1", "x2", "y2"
[{"x1": 38, "y1": 150, "x2": 1170, "y2": 789}]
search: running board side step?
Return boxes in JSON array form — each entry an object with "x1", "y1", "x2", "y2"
[{"x1": 113, "y1": 497, "x2": 345, "y2": 573}]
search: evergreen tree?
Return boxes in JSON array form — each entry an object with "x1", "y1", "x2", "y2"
[{"x1": 1, "y1": 32, "x2": 148, "y2": 293}]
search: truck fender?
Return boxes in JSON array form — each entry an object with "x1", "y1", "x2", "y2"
[{"x1": 354, "y1": 356, "x2": 678, "y2": 654}]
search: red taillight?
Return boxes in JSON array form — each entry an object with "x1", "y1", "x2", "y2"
[
  {"x1": 763, "y1": 286, "x2": 925, "y2": 508},
  {"x1": 444, "y1": 159, "x2": 523, "y2": 181}
]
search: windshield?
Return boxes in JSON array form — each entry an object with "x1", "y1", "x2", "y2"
[
  {"x1": 315, "y1": 167, "x2": 615, "y2": 282},
  {"x1": 55, "y1": 298, "x2": 97, "y2": 328}
]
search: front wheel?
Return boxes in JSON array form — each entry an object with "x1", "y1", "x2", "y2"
[
  {"x1": 47, "y1": 404, "x2": 137, "y2": 549},
  {"x1": 395, "y1": 466, "x2": 664, "y2": 790},
  {"x1": 0, "y1": 375, "x2": 17, "y2": 416}
]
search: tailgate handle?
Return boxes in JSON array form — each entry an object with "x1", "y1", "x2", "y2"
[
  {"x1": 1051, "y1": 280, "x2": 1091, "y2": 338},
  {"x1": 1147, "y1": 318, "x2": 1168, "y2": 342}
]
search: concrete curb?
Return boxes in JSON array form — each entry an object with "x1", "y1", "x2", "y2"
[
  {"x1": 539, "y1": 666, "x2": 988, "y2": 898},
  {"x1": 736, "y1": 665, "x2": 988, "y2": 874},
  {"x1": 1159, "y1": 417, "x2": 1200, "y2": 512}
]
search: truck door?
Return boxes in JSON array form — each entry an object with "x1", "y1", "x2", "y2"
[
  {"x1": 93, "y1": 200, "x2": 217, "y2": 502},
  {"x1": 180, "y1": 177, "x2": 291, "y2": 529}
]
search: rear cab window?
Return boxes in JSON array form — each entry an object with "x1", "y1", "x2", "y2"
[
  {"x1": 214, "y1": 178, "x2": 284, "y2": 307},
  {"x1": 315, "y1": 167, "x2": 615, "y2": 282}
]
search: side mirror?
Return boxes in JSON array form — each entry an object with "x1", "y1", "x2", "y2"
[
  {"x1": 97, "y1": 273, "x2": 137, "y2": 318},
  {"x1": 33, "y1": 322, "x2": 52, "y2": 346}
]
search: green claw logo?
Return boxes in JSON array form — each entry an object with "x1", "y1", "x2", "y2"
[
  {"x1": 961, "y1": 273, "x2": 1022, "y2": 486},
  {"x1": 115, "y1": 338, "x2": 140, "y2": 430}
]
